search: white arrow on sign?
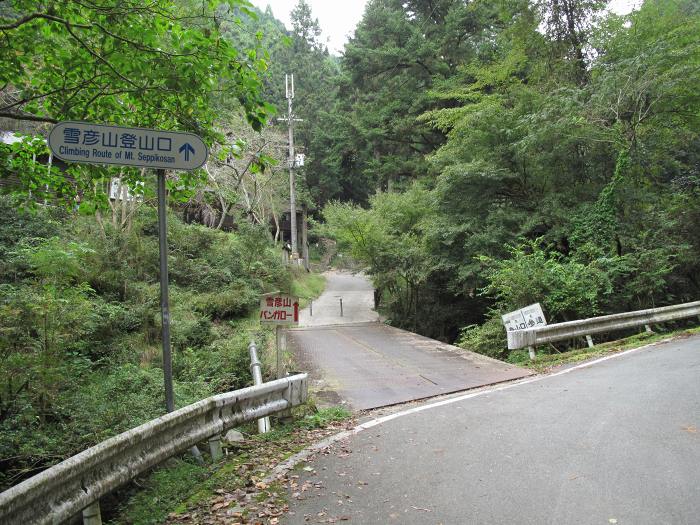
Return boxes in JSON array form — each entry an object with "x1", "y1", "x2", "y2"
[{"x1": 48, "y1": 121, "x2": 208, "y2": 171}]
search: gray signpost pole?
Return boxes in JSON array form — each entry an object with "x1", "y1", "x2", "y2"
[
  {"x1": 47, "y1": 122, "x2": 210, "y2": 513},
  {"x1": 276, "y1": 325, "x2": 283, "y2": 380},
  {"x1": 156, "y1": 169, "x2": 175, "y2": 413},
  {"x1": 157, "y1": 169, "x2": 203, "y2": 464}
]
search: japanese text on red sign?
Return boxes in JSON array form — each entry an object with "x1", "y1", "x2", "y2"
[{"x1": 259, "y1": 294, "x2": 299, "y2": 325}]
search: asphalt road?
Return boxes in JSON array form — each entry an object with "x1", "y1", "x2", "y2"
[
  {"x1": 284, "y1": 335, "x2": 700, "y2": 524},
  {"x1": 289, "y1": 271, "x2": 530, "y2": 410},
  {"x1": 298, "y1": 270, "x2": 379, "y2": 327}
]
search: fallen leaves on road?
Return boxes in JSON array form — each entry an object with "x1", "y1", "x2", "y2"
[{"x1": 166, "y1": 417, "x2": 355, "y2": 524}]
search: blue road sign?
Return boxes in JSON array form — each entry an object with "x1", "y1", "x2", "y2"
[{"x1": 49, "y1": 121, "x2": 208, "y2": 171}]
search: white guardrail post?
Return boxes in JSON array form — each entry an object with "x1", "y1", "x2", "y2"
[
  {"x1": 0, "y1": 374, "x2": 307, "y2": 525},
  {"x1": 81, "y1": 501, "x2": 101, "y2": 525},
  {"x1": 249, "y1": 340, "x2": 271, "y2": 433},
  {"x1": 508, "y1": 300, "x2": 700, "y2": 359},
  {"x1": 527, "y1": 346, "x2": 536, "y2": 360}
]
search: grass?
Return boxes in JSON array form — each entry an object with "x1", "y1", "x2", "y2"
[
  {"x1": 109, "y1": 405, "x2": 352, "y2": 524},
  {"x1": 307, "y1": 243, "x2": 324, "y2": 265},
  {"x1": 255, "y1": 404, "x2": 352, "y2": 442},
  {"x1": 290, "y1": 268, "x2": 326, "y2": 309},
  {"x1": 108, "y1": 459, "x2": 209, "y2": 524},
  {"x1": 508, "y1": 325, "x2": 700, "y2": 373}
]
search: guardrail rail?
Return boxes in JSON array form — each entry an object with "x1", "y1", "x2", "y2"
[
  {"x1": 508, "y1": 300, "x2": 700, "y2": 358},
  {"x1": 0, "y1": 374, "x2": 308, "y2": 525}
]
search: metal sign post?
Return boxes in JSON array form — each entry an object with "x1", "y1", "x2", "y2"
[
  {"x1": 275, "y1": 326, "x2": 284, "y2": 380},
  {"x1": 48, "y1": 121, "x2": 207, "y2": 415},
  {"x1": 156, "y1": 169, "x2": 174, "y2": 412}
]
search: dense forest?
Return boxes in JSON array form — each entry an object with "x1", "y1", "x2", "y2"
[
  {"x1": 0, "y1": 0, "x2": 699, "y2": 494},
  {"x1": 312, "y1": 0, "x2": 700, "y2": 355}
]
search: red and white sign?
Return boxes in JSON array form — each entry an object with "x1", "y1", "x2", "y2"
[{"x1": 259, "y1": 293, "x2": 299, "y2": 325}]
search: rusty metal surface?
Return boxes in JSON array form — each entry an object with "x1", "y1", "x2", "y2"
[{"x1": 288, "y1": 323, "x2": 532, "y2": 411}]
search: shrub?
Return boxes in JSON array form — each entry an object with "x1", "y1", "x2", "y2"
[
  {"x1": 479, "y1": 240, "x2": 612, "y2": 323},
  {"x1": 192, "y1": 284, "x2": 258, "y2": 321},
  {"x1": 0, "y1": 200, "x2": 291, "y2": 491},
  {"x1": 457, "y1": 316, "x2": 509, "y2": 360}
]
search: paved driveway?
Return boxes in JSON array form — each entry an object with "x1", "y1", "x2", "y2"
[{"x1": 299, "y1": 271, "x2": 379, "y2": 327}]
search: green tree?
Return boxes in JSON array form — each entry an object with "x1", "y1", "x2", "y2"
[
  {"x1": 0, "y1": 0, "x2": 274, "y2": 204},
  {"x1": 321, "y1": 0, "x2": 700, "y2": 350}
]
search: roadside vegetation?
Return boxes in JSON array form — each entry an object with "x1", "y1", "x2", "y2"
[
  {"x1": 0, "y1": 0, "x2": 335, "y2": 494},
  {"x1": 2, "y1": 0, "x2": 699, "y2": 504},
  {"x1": 0, "y1": 198, "x2": 314, "y2": 491},
  {"x1": 111, "y1": 406, "x2": 352, "y2": 524},
  {"x1": 290, "y1": 271, "x2": 326, "y2": 309},
  {"x1": 510, "y1": 326, "x2": 700, "y2": 373},
  {"x1": 318, "y1": 0, "x2": 700, "y2": 360}
]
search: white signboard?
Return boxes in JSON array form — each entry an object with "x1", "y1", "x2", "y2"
[
  {"x1": 48, "y1": 121, "x2": 207, "y2": 171},
  {"x1": 259, "y1": 293, "x2": 299, "y2": 325},
  {"x1": 502, "y1": 303, "x2": 547, "y2": 332}
]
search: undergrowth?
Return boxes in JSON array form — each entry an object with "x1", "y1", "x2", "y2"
[
  {"x1": 110, "y1": 405, "x2": 352, "y2": 524},
  {"x1": 0, "y1": 197, "x2": 325, "y2": 491}
]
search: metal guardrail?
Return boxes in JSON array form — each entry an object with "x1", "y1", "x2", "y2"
[
  {"x1": 249, "y1": 341, "x2": 271, "y2": 433},
  {"x1": 508, "y1": 300, "x2": 700, "y2": 355},
  {"x1": 0, "y1": 374, "x2": 308, "y2": 525}
]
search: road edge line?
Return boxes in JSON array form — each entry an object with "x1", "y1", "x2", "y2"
[
  {"x1": 265, "y1": 339, "x2": 662, "y2": 484},
  {"x1": 356, "y1": 339, "x2": 665, "y2": 429}
]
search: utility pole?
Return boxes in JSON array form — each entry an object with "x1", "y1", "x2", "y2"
[
  {"x1": 278, "y1": 74, "x2": 303, "y2": 263},
  {"x1": 287, "y1": 74, "x2": 298, "y2": 261}
]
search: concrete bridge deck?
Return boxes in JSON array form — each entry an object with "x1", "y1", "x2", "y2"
[{"x1": 289, "y1": 271, "x2": 531, "y2": 410}]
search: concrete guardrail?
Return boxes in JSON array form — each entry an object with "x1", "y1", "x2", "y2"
[
  {"x1": 508, "y1": 300, "x2": 700, "y2": 357},
  {"x1": 0, "y1": 374, "x2": 308, "y2": 525}
]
